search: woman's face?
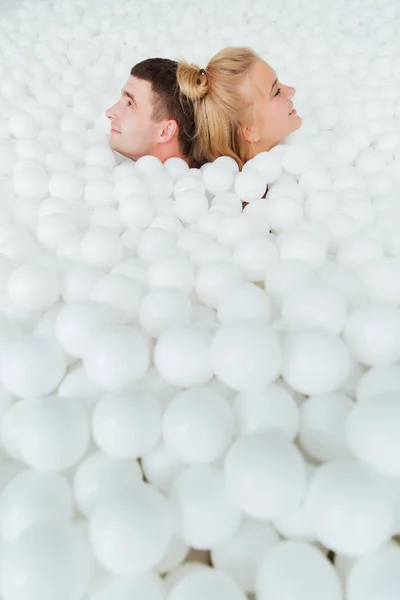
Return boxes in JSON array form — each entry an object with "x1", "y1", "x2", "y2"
[{"x1": 242, "y1": 58, "x2": 302, "y2": 155}]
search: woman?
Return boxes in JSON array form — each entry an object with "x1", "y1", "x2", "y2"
[{"x1": 176, "y1": 47, "x2": 302, "y2": 170}]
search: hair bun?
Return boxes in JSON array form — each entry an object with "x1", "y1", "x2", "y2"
[{"x1": 177, "y1": 61, "x2": 209, "y2": 101}]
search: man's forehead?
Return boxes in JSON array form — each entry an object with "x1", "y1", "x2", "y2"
[{"x1": 124, "y1": 75, "x2": 153, "y2": 99}]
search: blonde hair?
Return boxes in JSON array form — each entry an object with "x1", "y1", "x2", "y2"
[{"x1": 176, "y1": 47, "x2": 259, "y2": 169}]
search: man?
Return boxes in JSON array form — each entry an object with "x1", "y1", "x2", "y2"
[{"x1": 105, "y1": 58, "x2": 197, "y2": 164}]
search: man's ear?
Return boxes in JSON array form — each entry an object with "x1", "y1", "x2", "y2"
[{"x1": 158, "y1": 120, "x2": 178, "y2": 144}]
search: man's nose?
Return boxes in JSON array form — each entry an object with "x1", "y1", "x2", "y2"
[{"x1": 105, "y1": 103, "x2": 118, "y2": 119}]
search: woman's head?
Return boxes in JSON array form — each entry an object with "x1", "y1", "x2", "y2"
[{"x1": 177, "y1": 47, "x2": 302, "y2": 168}]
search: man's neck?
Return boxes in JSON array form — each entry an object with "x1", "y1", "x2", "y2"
[{"x1": 151, "y1": 142, "x2": 189, "y2": 165}]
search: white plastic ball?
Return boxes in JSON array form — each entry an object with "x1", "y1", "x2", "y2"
[
  {"x1": 344, "y1": 305, "x2": 400, "y2": 365},
  {"x1": 356, "y1": 364, "x2": 400, "y2": 402},
  {"x1": 154, "y1": 326, "x2": 213, "y2": 388},
  {"x1": 48, "y1": 172, "x2": 83, "y2": 202},
  {"x1": 211, "y1": 518, "x2": 279, "y2": 593},
  {"x1": 174, "y1": 189, "x2": 209, "y2": 224},
  {"x1": 73, "y1": 451, "x2": 143, "y2": 517},
  {"x1": 44, "y1": 150, "x2": 74, "y2": 173},
  {"x1": 119, "y1": 195, "x2": 155, "y2": 229},
  {"x1": 336, "y1": 234, "x2": 384, "y2": 268},
  {"x1": 233, "y1": 238, "x2": 279, "y2": 282},
  {"x1": 83, "y1": 326, "x2": 150, "y2": 390},
  {"x1": 265, "y1": 260, "x2": 316, "y2": 302},
  {"x1": 174, "y1": 176, "x2": 205, "y2": 197},
  {"x1": 0, "y1": 521, "x2": 91, "y2": 600},
  {"x1": 256, "y1": 541, "x2": 342, "y2": 600},
  {"x1": 138, "y1": 288, "x2": 192, "y2": 337},
  {"x1": 272, "y1": 500, "x2": 317, "y2": 543},
  {"x1": 89, "y1": 274, "x2": 143, "y2": 322},
  {"x1": 164, "y1": 157, "x2": 189, "y2": 181},
  {"x1": 168, "y1": 569, "x2": 246, "y2": 600},
  {"x1": 7, "y1": 263, "x2": 59, "y2": 312},
  {"x1": 346, "y1": 544, "x2": 400, "y2": 600},
  {"x1": 276, "y1": 230, "x2": 327, "y2": 266},
  {"x1": 13, "y1": 167, "x2": 48, "y2": 200},
  {"x1": 359, "y1": 257, "x2": 400, "y2": 305},
  {"x1": 281, "y1": 284, "x2": 347, "y2": 334},
  {"x1": 146, "y1": 256, "x2": 195, "y2": 293},
  {"x1": 346, "y1": 393, "x2": 400, "y2": 477},
  {"x1": 80, "y1": 227, "x2": 123, "y2": 269},
  {"x1": 211, "y1": 191, "x2": 242, "y2": 215},
  {"x1": 55, "y1": 301, "x2": 119, "y2": 357},
  {"x1": 265, "y1": 195, "x2": 304, "y2": 231},
  {"x1": 250, "y1": 151, "x2": 283, "y2": 182},
  {"x1": 233, "y1": 384, "x2": 299, "y2": 440},
  {"x1": 211, "y1": 323, "x2": 282, "y2": 391},
  {"x1": 141, "y1": 441, "x2": 185, "y2": 493},
  {"x1": 169, "y1": 465, "x2": 241, "y2": 549},
  {"x1": 89, "y1": 482, "x2": 173, "y2": 576},
  {"x1": 282, "y1": 144, "x2": 313, "y2": 175},
  {"x1": 1, "y1": 335, "x2": 66, "y2": 398},
  {"x1": 217, "y1": 282, "x2": 271, "y2": 324},
  {"x1": 213, "y1": 156, "x2": 240, "y2": 173},
  {"x1": 37, "y1": 214, "x2": 77, "y2": 249},
  {"x1": 195, "y1": 261, "x2": 244, "y2": 308},
  {"x1": 1, "y1": 395, "x2": 90, "y2": 471},
  {"x1": 92, "y1": 388, "x2": 161, "y2": 459},
  {"x1": 234, "y1": 169, "x2": 267, "y2": 201},
  {"x1": 0, "y1": 145, "x2": 16, "y2": 175},
  {"x1": 299, "y1": 393, "x2": 354, "y2": 461},
  {"x1": 304, "y1": 191, "x2": 339, "y2": 221},
  {"x1": 135, "y1": 155, "x2": 163, "y2": 175},
  {"x1": 10, "y1": 111, "x2": 40, "y2": 140},
  {"x1": 305, "y1": 460, "x2": 396, "y2": 556},
  {"x1": 224, "y1": 431, "x2": 307, "y2": 519},
  {"x1": 163, "y1": 387, "x2": 235, "y2": 464},
  {"x1": 85, "y1": 144, "x2": 116, "y2": 169},
  {"x1": 114, "y1": 175, "x2": 148, "y2": 201},
  {"x1": 203, "y1": 163, "x2": 234, "y2": 194},
  {"x1": 0, "y1": 470, "x2": 72, "y2": 541},
  {"x1": 282, "y1": 327, "x2": 351, "y2": 395},
  {"x1": 89, "y1": 573, "x2": 166, "y2": 600}
]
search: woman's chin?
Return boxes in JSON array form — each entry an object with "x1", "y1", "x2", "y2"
[{"x1": 292, "y1": 114, "x2": 303, "y2": 129}]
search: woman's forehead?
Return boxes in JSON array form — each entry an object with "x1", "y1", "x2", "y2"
[
  {"x1": 240, "y1": 59, "x2": 277, "y2": 103},
  {"x1": 250, "y1": 60, "x2": 278, "y2": 99}
]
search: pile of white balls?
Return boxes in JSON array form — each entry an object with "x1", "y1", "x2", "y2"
[{"x1": 0, "y1": 0, "x2": 400, "y2": 598}]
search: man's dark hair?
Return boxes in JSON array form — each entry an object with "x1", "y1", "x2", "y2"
[{"x1": 130, "y1": 58, "x2": 198, "y2": 162}]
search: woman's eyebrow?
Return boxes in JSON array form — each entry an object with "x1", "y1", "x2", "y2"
[{"x1": 270, "y1": 78, "x2": 278, "y2": 96}]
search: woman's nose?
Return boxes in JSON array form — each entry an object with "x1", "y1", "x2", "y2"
[{"x1": 286, "y1": 86, "x2": 295, "y2": 99}]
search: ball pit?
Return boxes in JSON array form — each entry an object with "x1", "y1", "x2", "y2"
[{"x1": 0, "y1": 0, "x2": 400, "y2": 598}]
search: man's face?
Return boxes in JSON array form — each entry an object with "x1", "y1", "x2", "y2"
[{"x1": 105, "y1": 76, "x2": 161, "y2": 160}]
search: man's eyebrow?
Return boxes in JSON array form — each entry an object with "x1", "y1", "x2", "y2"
[
  {"x1": 270, "y1": 78, "x2": 278, "y2": 95},
  {"x1": 121, "y1": 89, "x2": 136, "y2": 103}
]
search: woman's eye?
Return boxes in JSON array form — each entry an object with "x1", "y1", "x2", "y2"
[{"x1": 275, "y1": 87, "x2": 281, "y2": 96}]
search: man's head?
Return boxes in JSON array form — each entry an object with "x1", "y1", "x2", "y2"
[{"x1": 105, "y1": 58, "x2": 196, "y2": 163}]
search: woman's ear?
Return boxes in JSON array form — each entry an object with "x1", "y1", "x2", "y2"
[
  {"x1": 159, "y1": 120, "x2": 178, "y2": 144},
  {"x1": 241, "y1": 123, "x2": 258, "y2": 143}
]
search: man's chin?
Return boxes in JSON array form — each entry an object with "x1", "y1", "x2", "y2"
[{"x1": 108, "y1": 136, "x2": 122, "y2": 152}]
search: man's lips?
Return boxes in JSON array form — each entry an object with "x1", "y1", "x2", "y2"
[{"x1": 111, "y1": 127, "x2": 120, "y2": 133}]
